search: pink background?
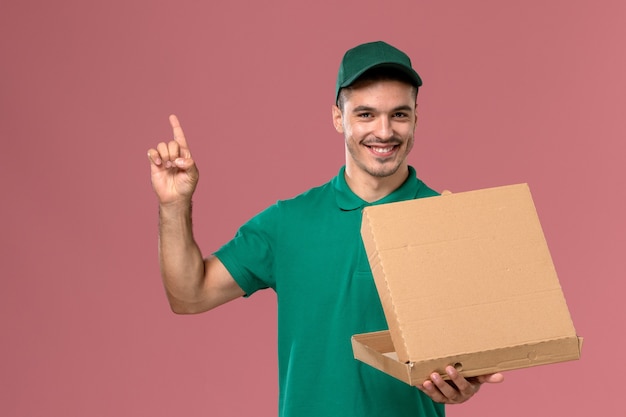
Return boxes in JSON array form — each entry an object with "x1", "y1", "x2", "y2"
[{"x1": 1, "y1": 0, "x2": 624, "y2": 416}]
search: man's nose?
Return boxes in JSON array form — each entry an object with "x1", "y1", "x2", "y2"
[{"x1": 374, "y1": 116, "x2": 394, "y2": 140}]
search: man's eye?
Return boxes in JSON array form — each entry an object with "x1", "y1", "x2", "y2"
[
  {"x1": 358, "y1": 113, "x2": 372, "y2": 118},
  {"x1": 393, "y1": 112, "x2": 408, "y2": 118}
]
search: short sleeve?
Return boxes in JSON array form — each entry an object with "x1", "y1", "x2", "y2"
[{"x1": 213, "y1": 204, "x2": 278, "y2": 296}]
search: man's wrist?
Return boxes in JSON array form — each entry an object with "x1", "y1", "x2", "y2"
[{"x1": 159, "y1": 199, "x2": 194, "y2": 222}]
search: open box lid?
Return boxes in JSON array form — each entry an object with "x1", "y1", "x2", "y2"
[{"x1": 360, "y1": 183, "x2": 579, "y2": 365}]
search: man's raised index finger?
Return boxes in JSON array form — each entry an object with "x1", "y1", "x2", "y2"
[{"x1": 169, "y1": 114, "x2": 191, "y2": 154}]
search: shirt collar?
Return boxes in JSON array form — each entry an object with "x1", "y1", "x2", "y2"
[{"x1": 333, "y1": 165, "x2": 421, "y2": 211}]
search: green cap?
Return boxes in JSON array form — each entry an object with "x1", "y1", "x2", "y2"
[{"x1": 335, "y1": 41, "x2": 422, "y2": 103}]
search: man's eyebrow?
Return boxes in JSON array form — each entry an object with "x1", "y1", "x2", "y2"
[
  {"x1": 351, "y1": 105, "x2": 376, "y2": 113},
  {"x1": 390, "y1": 105, "x2": 414, "y2": 112}
]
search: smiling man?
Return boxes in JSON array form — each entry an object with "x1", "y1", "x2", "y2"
[
  {"x1": 147, "y1": 41, "x2": 503, "y2": 417},
  {"x1": 334, "y1": 64, "x2": 419, "y2": 202}
]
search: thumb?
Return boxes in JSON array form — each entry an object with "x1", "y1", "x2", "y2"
[
  {"x1": 174, "y1": 157, "x2": 199, "y2": 180},
  {"x1": 477, "y1": 373, "x2": 505, "y2": 384},
  {"x1": 174, "y1": 157, "x2": 195, "y2": 170}
]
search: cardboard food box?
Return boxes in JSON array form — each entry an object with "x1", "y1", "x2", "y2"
[{"x1": 352, "y1": 183, "x2": 582, "y2": 385}]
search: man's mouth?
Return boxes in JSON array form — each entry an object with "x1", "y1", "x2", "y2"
[
  {"x1": 365, "y1": 144, "x2": 400, "y2": 156},
  {"x1": 369, "y1": 145, "x2": 396, "y2": 154}
]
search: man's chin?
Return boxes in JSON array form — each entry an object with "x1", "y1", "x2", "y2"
[{"x1": 366, "y1": 162, "x2": 403, "y2": 178}]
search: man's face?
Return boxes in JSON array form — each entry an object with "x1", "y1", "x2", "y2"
[{"x1": 333, "y1": 79, "x2": 417, "y2": 180}]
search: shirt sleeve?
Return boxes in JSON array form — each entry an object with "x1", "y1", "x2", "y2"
[{"x1": 213, "y1": 204, "x2": 278, "y2": 296}]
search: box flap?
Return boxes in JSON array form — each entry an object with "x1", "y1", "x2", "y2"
[{"x1": 361, "y1": 183, "x2": 578, "y2": 364}]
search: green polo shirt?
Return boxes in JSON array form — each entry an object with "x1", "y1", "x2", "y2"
[{"x1": 215, "y1": 166, "x2": 443, "y2": 417}]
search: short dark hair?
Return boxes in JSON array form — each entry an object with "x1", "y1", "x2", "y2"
[{"x1": 336, "y1": 67, "x2": 419, "y2": 111}]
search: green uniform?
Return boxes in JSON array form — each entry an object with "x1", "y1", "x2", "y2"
[{"x1": 215, "y1": 166, "x2": 444, "y2": 417}]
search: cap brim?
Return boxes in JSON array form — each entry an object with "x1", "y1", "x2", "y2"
[{"x1": 339, "y1": 62, "x2": 423, "y2": 90}]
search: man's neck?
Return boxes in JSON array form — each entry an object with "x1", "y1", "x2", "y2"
[{"x1": 344, "y1": 165, "x2": 410, "y2": 203}]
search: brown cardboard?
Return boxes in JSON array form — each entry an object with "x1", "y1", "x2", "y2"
[{"x1": 353, "y1": 183, "x2": 582, "y2": 385}]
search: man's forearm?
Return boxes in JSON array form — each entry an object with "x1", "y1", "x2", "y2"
[{"x1": 158, "y1": 201, "x2": 206, "y2": 309}]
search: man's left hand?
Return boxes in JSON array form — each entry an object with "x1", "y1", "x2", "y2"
[{"x1": 418, "y1": 366, "x2": 504, "y2": 404}]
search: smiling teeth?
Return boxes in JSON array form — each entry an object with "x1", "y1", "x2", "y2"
[{"x1": 372, "y1": 146, "x2": 394, "y2": 153}]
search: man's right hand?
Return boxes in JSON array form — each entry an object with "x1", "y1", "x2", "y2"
[{"x1": 147, "y1": 114, "x2": 199, "y2": 205}]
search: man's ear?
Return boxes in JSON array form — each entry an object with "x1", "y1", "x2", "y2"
[{"x1": 332, "y1": 105, "x2": 344, "y2": 133}]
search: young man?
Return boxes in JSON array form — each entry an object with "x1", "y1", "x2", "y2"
[{"x1": 147, "y1": 41, "x2": 503, "y2": 416}]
